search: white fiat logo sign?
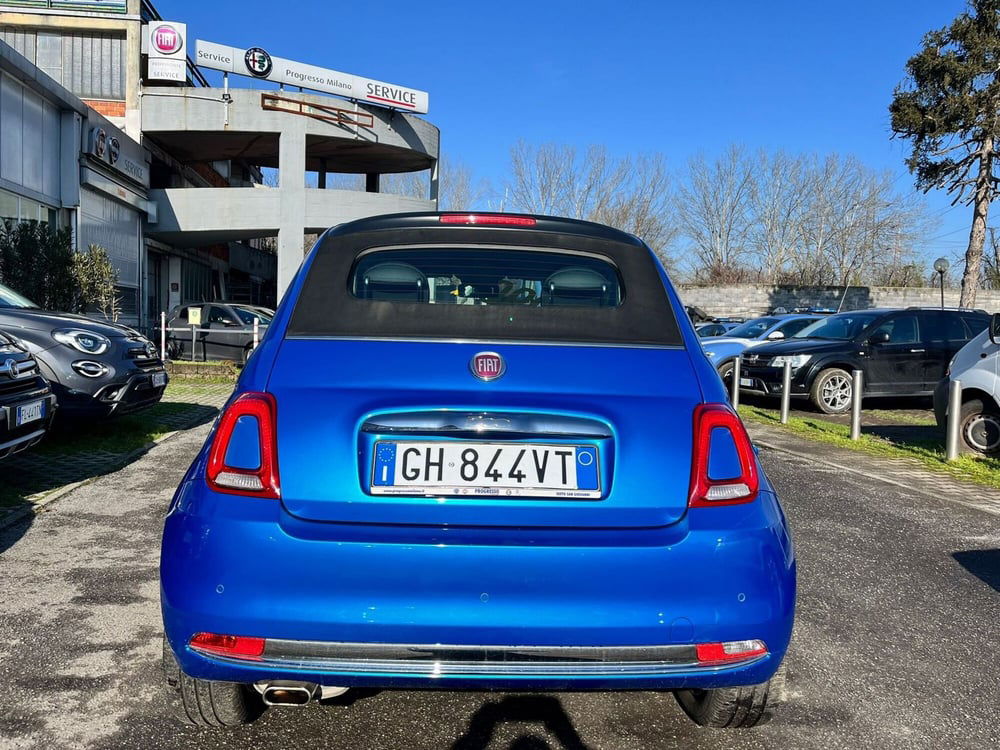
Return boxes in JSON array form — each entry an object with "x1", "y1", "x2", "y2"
[
  {"x1": 471, "y1": 352, "x2": 505, "y2": 381},
  {"x1": 151, "y1": 24, "x2": 183, "y2": 55}
]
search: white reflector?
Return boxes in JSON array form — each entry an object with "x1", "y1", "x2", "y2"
[
  {"x1": 705, "y1": 482, "x2": 751, "y2": 501},
  {"x1": 214, "y1": 471, "x2": 264, "y2": 491},
  {"x1": 722, "y1": 639, "x2": 766, "y2": 655}
]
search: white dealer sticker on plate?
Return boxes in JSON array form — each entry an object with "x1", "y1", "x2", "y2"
[
  {"x1": 371, "y1": 441, "x2": 601, "y2": 499},
  {"x1": 153, "y1": 372, "x2": 167, "y2": 387},
  {"x1": 740, "y1": 378, "x2": 753, "y2": 387}
]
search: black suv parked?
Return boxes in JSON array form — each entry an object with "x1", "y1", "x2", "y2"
[
  {"x1": 739, "y1": 307, "x2": 990, "y2": 413},
  {"x1": 0, "y1": 283, "x2": 167, "y2": 420},
  {"x1": 0, "y1": 329, "x2": 56, "y2": 459}
]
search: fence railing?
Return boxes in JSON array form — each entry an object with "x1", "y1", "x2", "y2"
[{"x1": 159, "y1": 312, "x2": 268, "y2": 362}]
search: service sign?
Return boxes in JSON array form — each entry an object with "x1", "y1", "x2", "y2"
[
  {"x1": 146, "y1": 21, "x2": 187, "y2": 83},
  {"x1": 195, "y1": 40, "x2": 429, "y2": 114}
]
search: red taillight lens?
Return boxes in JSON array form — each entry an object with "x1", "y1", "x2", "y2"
[
  {"x1": 439, "y1": 213, "x2": 537, "y2": 226},
  {"x1": 695, "y1": 640, "x2": 768, "y2": 665},
  {"x1": 189, "y1": 632, "x2": 266, "y2": 659},
  {"x1": 206, "y1": 392, "x2": 280, "y2": 498},
  {"x1": 689, "y1": 403, "x2": 758, "y2": 507}
]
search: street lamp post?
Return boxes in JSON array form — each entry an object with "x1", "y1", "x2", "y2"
[{"x1": 933, "y1": 257, "x2": 949, "y2": 309}]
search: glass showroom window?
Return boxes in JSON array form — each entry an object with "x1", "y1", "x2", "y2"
[{"x1": 0, "y1": 188, "x2": 60, "y2": 227}]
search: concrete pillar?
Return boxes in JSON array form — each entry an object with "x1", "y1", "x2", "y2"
[
  {"x1": 277, "y1": 124, "x2": 307, "y2": 300},
  {"x1": 167, "y1": 256, "x2": 182, "y2": 309},
  {"x1": 366, "y1": 173, "x2": 380, "y2": 193},
  {"x1": 429, "y1": 158, "x2": 439, "y2": 205},
  {"x1": 318, "y1": 159, "x2": 328, "y2": 189}
]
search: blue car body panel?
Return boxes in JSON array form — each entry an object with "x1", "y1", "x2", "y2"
[{"x1": 160, "y1": 213, "x2": 795, "y2": 692}]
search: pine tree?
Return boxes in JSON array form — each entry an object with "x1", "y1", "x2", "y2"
[{"x1": 890, "y1": 0, "x2": 1000, "y2": 307}]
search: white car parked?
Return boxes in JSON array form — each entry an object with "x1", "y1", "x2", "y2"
[{"x1": 934, "y1": 313, "x2": 1000, "y2": 454}]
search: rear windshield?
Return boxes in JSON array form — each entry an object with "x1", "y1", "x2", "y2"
[
  {"x1": 287, "y1": 228, "x2": 681, "y2": 346},
  {"x1": 351, "y1": 248, "x2": 622, "y2": 308}
]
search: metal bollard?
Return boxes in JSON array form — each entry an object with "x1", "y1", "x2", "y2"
[
  {"x1": 780, "y1": 361, "x2": 792, "y2": 424},
  {"x1": 253, "y1": 317, "x2": 260, "y2": 350},
  {"x1": 850, "y1": 369, "x2": 863, "y2": 440},
  {"x1": 191, "y1": 324, "x2": 197, "y2": 362},
  {"x1": 730, "y1": 356, "x2": 741, "y2": 409},
  {"x1": 946, "y1": 379, "x2": 962, "y2": 461},
  {"x1": 160, "y1": 311, "x2": 167, "y2": 361}
]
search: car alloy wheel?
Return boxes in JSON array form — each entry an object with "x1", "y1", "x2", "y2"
[{"x1": 820, "y1": 373, "x2": 852, "y2": 412}]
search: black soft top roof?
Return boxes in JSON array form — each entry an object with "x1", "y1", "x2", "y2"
[
  {"x1": 324, "y1": 212, "x2": 647, "y2": 247},
  {"x1": 286, "y1": 214, "x2": 682, "y2": 346}
]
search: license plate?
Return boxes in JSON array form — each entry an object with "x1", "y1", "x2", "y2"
[
  {"x1": 16, "y1": 399, "x2": 45, "y2": 426},
  {"x1": 152, "y1": 372, "x2": 167, "y2": 387},
  {"x1": 740, "y1": 378, "x2": 753, "y2": 387},
  {"x1": 371, "y1": 442, "x2": 601, "y2": 498}
]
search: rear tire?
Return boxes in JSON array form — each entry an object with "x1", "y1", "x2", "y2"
[
  {"x1": 959, "y1": 399, "x2": 1000, "y2": 456},
  {"x1": 162, "y1": 637, "x2": 263, "y2": 727},
  {"x1": 810, "y1": 367, "x2": 853, "y2": 414},
  {"x1": 674, "y1": 664, "x2": 786, "y2": 728}
]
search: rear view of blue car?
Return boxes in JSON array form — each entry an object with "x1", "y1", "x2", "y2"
[{"x1": 160, "y1": 213, "x2": 796, "y2": 730}]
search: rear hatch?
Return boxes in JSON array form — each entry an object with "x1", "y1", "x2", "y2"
[
  {"x1": 265, "y1": 217, "x2": 701, "y2": 529},
  {"x1": 268, "y1": 340, "x2": 700, "y2": 528}
]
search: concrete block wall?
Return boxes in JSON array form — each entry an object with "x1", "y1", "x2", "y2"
[{"x1": 678, "y1": 284, "x2": 1000, "y2": 318}]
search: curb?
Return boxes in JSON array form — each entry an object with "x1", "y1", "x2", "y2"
[
  {"x1": 751, "y1": 432, "x2": 1000, "y2": 516},
  {"x1": 0, "y1": 417, "x2": 212, "y2": 533}
]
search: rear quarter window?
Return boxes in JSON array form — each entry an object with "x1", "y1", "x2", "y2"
[{"x1": 287, "y1": 228, "x2": 681, "y2": 346}]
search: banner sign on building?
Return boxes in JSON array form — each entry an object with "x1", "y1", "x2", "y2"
[
  {"x1": 195, "y1": 40, "x2": 430, "y2": 114},
  {"x1": 146, "y1": 21, "x2": 187, "y2": 83}
]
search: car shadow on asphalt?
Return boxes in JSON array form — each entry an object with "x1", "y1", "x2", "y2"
[
  {"x1": 450, "y1": 695, "x2": 592, "y2": 750},
  {"x1": 953, "y1": 549, "x2": 1000, "y2": 592},
  {"x1": 0, "y1": 513, "x2": 32, "y2": 556}
]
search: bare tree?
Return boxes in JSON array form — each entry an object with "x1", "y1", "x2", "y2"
[
  {"x1": 747, "y1": 150, "x2": 811, "y2": 282},
  {"x1": 505, "y1": 141, "x2": 677, "y2": 263},
  {"x1": 676, "y1": 146, "x2": 755, "y2": 281}
]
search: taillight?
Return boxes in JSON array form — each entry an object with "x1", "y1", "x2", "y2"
[
  {"x1": 689, "y1": 403, "x2": 758, "y2": 506},
  {"x1": 439, "y1": 213, "x2": 537, "y2": 226},
  {"x1": 189, "y1": 632, "x2": 266, "y2": 659},
  {"x1": 695, "y1": 640, "x2": 768, "y2": 665},
  {"x1": 206, "y1": 392, "x2": 280, "y2": 498}
]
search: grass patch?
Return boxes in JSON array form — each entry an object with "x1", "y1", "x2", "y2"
[
  {"x1": 36, "y1": 402, "x2": 191, "y2": 456},
  {"x1": 739, "y1": 404, "x2": 1000, "y2": 490}
]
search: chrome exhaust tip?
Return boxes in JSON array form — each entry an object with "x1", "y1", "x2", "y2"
[{"x1": 257, "y1": 681, "x2": 320, "y2": 706}]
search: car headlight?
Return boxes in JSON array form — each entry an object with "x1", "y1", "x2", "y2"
[
  {"x1": 770, "y1": 354, "x2": 811, "y2": 369},
  {"x1": 52, "y1": 329, "x2": 111, "y2": 355}
]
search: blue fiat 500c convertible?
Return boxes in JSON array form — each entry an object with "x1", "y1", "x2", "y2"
[{"x1": 160, "y1": 212, "x2": 796, "y2": 730}]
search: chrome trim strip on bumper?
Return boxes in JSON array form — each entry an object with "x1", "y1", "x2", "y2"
[{"x1": 191, "y1": 640, "x2": 767, "y2": 676}]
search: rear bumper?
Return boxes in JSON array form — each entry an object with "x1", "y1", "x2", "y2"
[{"x1": 161, "y1": 482, "x2": 796, "y2": 690}]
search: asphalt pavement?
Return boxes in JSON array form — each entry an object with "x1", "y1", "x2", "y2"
[{"x1": 1, "y1": 423, "x2": 998, "y2": 750}]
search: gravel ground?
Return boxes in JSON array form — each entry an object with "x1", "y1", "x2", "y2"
[{"x1": 1, "y1": 424, "x2": 998, "y2": 750}]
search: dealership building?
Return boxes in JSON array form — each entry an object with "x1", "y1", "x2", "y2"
[{"x1": 0, "y1": 0, "x2": 440, "y2": 327}]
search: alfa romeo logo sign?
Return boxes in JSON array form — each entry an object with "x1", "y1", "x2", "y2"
[{"x1": 245, "y1": 47, "x2": 272, "y2": 78}]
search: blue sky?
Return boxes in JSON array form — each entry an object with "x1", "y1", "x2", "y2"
[{"x1": 167, "y1": 0, "x2": 974, "y2": 262}]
